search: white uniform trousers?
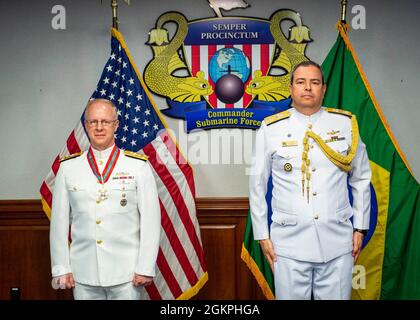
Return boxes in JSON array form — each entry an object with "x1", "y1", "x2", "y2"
[
  {"x1": 73, "y1": 281, "x2": 145, "y2": 300},
  {"x1": 274, "y1": 253, "x2": 353, "y2": 300}
]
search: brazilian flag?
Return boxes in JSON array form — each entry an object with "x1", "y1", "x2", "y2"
[
  {"x1": 323, "y1": 22, "x2": 420, "y2": 299},
  {"x1": 241, "y1": 22, "x2": 420, "y2": 299}
]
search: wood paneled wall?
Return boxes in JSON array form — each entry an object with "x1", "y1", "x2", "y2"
[{"x1": 0, "y1": 199, "x2": 265, "y2": 300}]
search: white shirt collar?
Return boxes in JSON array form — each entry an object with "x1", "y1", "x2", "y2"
[
  {"x1": 290, "y1": 107, "x2": 324, "y2": 125},
  {"x1": 91, "y1": 144, "x2": 115, "y2": 161}
]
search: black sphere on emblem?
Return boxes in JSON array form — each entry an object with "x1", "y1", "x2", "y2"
[{"x1": 214, "y1": 65, "x2": 244, "y2": 104}]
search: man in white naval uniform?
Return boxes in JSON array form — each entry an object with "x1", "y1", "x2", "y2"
[
  {"x1": 249, "y1": 61, "x2": 371, "y2": 300},
  {"x1": 50, "y1": 99, "x2": 161, "y2": 300}
]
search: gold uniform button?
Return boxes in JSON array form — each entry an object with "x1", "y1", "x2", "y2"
[
  {"x1": 99, "y1": 160, "x2": 103, "y2": 165},
  {"x1": 308, "y1": 124, "x2": 312, "y2": 129},
  {"x1": 310, "y1": 145, "x2": 314, "y2": 149},
  {"x1": 96, "y1": 220, "x2": 101, "y2": 225},
  {"x1": 97, "y1": 240, "x2": 103, "y2": 244},
  {"x1": 96, "y1": 199, "x2": 100, "y2": 204},
  {"x1": 312, "y1": 168, "x2": 316, "y2": 172},
  {"x1": 284, "y1": 163, "x2": 293, "y2": 172},
  {"x1": 314, "y1": 215, "x2": 319, "y2": 220},
  {"x1": 312, "y1": 192, "x2": 317, "y2": 196}
]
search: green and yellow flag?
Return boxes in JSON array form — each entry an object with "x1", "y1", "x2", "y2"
[
  {"x1": 322, "y1": 22, "x2": 420, "y2": 299},
  {"x1": 241, "y1": 206, "x2": 275, "y2": 299},
  {"x1": 241, "y1": 22, "x2": 420, "y2": 300}
]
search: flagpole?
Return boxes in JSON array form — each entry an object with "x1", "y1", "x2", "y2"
[
  {"x1": 111, "y1": 0, "x2": 118, "y2": 30},
  {"x1": 341, "y1": 0, "x2": 348, "y2": 23}
]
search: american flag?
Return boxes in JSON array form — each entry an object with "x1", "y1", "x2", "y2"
[{"x1": 40, "y1": 28, "x2": 207, "y2": 299}]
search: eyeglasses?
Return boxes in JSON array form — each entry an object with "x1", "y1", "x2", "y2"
[{"x1": 85, "y1": 119, "x2": 117, "y2": 127}]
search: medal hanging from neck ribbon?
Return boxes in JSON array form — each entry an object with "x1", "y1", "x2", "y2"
[{"x1": 87, "y1": 145, "x2": 120, "y2": 202}]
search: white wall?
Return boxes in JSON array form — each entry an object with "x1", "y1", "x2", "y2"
[{"x1": 0, "y1": 0, "x2": 419, "y2": 199}]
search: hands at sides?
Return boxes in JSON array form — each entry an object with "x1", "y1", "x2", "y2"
[
  {"x1": 52, "y1": 273, "x2": 153, "y2": 289},
  {"x1": 132, "y1": 274, "x2": 153, "y2": 287},
  {"x1": 259, "y1": 239, "x2": 277, "y2": 272},
  {"x1": 352, "y1": 231, "x2": 365, "y2": 263},
  {"x1": 52, "y1": 273, "x2": 75, "y2": 289}
]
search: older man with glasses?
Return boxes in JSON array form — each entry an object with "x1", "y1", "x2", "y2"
[{"x1": 49, "y1": 98, "x2": 161, "y2": 300}]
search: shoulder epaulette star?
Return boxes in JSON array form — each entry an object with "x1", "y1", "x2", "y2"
[
  {"x1": 124, "y1": 150, "x2": 148, "y2": 161},
  {"x1": 264, "y1": 110, "x2": 291, "y2": 126},
  {"x1": 325, "y1": 107, "x2": 353, "y2": 118},
  {"x1": 59, "y1": 151, "x2": 83, "y2": 163}
]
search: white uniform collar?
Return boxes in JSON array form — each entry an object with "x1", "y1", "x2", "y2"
[
  {"x1": 290, "y1": 107, "x2": 324, "y2": 126},
  {"x1": 91, "y1": 144, "x2": 116, "y2": 163}
]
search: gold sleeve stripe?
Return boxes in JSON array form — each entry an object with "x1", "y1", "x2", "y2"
[
  {"x1": 59, "y1": 151, "x2": 83, "y2": 163},
  {"x1": 325, "y1": 107, "x2": 353, "y2": 118},
  {"x1": 124, "y1": 150, "x2": 149, "y2": 161},
  {"x1": 264, "y1": 110, "x2": 291, "y2": 126}
]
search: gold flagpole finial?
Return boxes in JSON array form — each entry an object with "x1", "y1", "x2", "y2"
[
  {"x1": 108, "y1": 0, "x2": 130, "y2": 30},
  {"x1": 341, "y1": 0, "x2": 348, "y2": 23},
  {"x1": 111, "y1": 0, "x2": 118, "y2": 29}
]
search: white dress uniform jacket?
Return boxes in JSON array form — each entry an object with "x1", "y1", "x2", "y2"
[
  {"x1": 50, "y1": 146, "x2": 161, "y2": 286},
  {"x1": 250, "y1": 107, "x2": 371, "y2": 263}
]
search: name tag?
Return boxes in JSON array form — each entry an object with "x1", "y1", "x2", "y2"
[
  {"x1": 324, "y1": 136, "x2": 346, "y2": 143},
  {"x1": 112, "y1": 176, "x2": 135, "y2": 180},
  {"x1": 282, "y1": 140, "x2": 298, "y2": 147}
]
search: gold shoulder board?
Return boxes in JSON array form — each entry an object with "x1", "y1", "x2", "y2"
[
  {"x1": 124, "y1": 150, "x2": 149, "y2": 161},
  {"x1": 59, "y1": 151, "x2": 83, "y2": 163},
  {"x1": 325, "y1": 108, "x2": 353, "y2": 118},
  {"x1": 264, "y1": 110, "x2": 291, "y2": 126}
]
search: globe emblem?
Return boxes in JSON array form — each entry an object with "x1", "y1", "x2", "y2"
[
  {"x1": 209, "y1": 48, "x2": 251, "y2": 83},
  {"x1": 209, "y1": 48, "x2": 251, "y2": 104}
]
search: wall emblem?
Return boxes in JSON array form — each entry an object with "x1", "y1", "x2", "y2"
[{"x1": 144, "y1": 6, "x2": 312, "y2": 131}]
